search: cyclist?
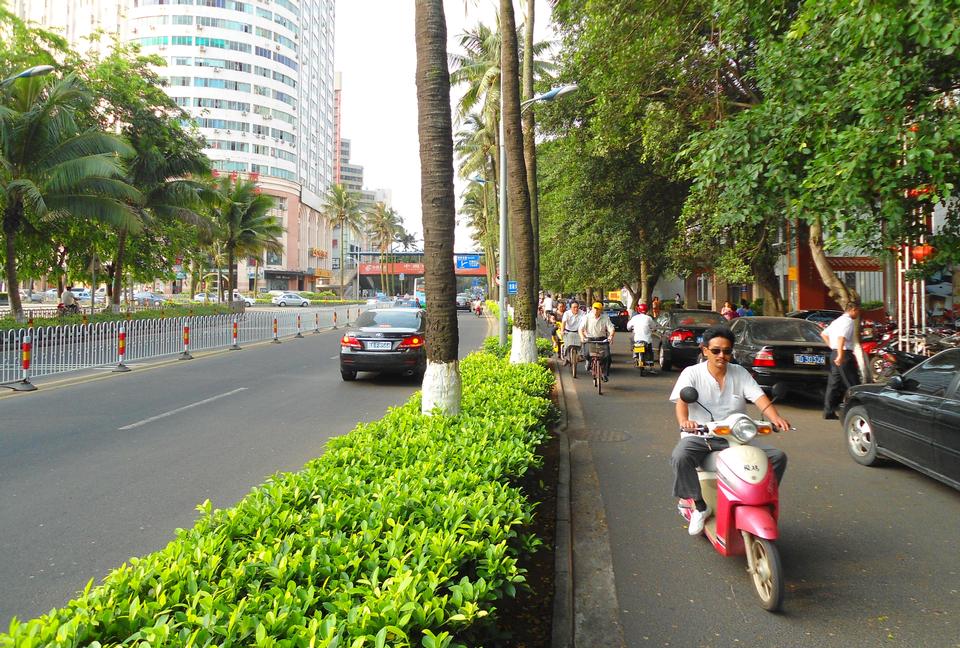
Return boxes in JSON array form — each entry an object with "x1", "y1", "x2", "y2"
[
  {"x1": 551, "y1": 301, "x2": 567, "y2": 358},
  {"x1": 579, "y1": 301, "x2": 615, "y2": 381},
  {"x1": 626, "y1": 303, "x2": 657, "y2": 368},
  {"x1": 561, "y1": 301, "x2": 586, "y2": 366}
]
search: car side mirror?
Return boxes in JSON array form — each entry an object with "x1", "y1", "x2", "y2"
[
  {"x1": 887, "y1": 375, "x2": 904, "y2": 390},
  {"x1": 679, "y1": 386, "x2": 699, "y2": 403}
]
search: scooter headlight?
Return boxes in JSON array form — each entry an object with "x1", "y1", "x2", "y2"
[{"x1": 731, "y1": 419, "x2": 758, "y2": 443}]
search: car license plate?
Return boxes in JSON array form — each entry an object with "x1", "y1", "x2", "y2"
[
  {"x1": 367, "y1": 341, "x2": 392, "y2": 351},
  {"x1": 794, "y1": 353, "x2": 825, "y2": 365}
]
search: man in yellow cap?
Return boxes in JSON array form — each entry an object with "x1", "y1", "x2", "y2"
[{"x1": 579, "y1": 301, "x2": 616, "y2": 381}]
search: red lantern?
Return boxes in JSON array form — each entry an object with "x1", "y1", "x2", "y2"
[{"x1": 911, "y1": 243, "x2": 936, "y2": 263}]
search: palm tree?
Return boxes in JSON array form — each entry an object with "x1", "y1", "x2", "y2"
[
  {"x1": 416, "y1": 0, "x2": 460, "y2": 415},
  {"x1": 208, "y1": 174, "x2": 283, "y2": 305},
  {"x1": 364, "y1": 201, "x2": 401, "y2": 295},
  {"x1": 500, "y1": 0, "x2": 537, "y2": 363},
  {"x1": 321, "y1": 184, "x2": 361, "y2": 299},
  {"x1": 0, "y1": 72, "x2": 140, "y2": 320}
]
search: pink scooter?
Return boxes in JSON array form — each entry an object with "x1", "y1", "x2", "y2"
[{"x1": 677, "y1": 385, "x2": 788, "y2": 611}]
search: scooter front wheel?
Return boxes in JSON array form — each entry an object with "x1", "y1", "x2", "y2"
[{"x1": 749, "y1": 537, "x2": 784, "y2": 612}]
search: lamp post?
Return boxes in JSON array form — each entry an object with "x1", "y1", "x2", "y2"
[
  {"x1": 497, "y1": 83, "x2": 578, "y2": 345},
  {"x1": 0, "y1": 65, "x2": 55, "y2": 88}
]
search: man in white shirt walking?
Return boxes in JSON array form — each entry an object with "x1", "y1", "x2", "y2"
[{"x1": 820, "y1": 301, "x2": 861, "y2": 419}]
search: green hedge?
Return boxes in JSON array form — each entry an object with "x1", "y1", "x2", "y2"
[{"x1": 2, "y1": 351, "x2": 555, "y2": 648}]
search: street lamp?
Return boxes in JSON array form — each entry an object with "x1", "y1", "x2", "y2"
[
  {"x1": 0, "y1": 65, "x2": 55, "y2": 87},
  {"x1": 497, "y1": 82, "x2": 578, "y2": 345}
]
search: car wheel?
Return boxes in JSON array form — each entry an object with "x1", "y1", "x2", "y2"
[
  {"x1": 300, "y1": 302, "x2": 307, "y2": 307},
  {"x1": 341, "y1": 369, "x2": 357, "y2": 381},
  {"x1": 844, "y1": 405, "x2": 881, "y2": 466},
  {"x1": 659, "y1": 345, "x2": 672, "y2": 371},
  {"x1": 279, "y1": 301, "x2": 286, "y2": 307}
]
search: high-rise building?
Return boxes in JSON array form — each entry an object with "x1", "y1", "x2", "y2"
[{"x1": 15, "y1": 0, "x2": 340, "y2": 293}]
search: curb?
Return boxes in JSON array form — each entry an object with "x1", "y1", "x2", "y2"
[{"x1": 551, "y1": 358, "x2": 574, "y2": 648}]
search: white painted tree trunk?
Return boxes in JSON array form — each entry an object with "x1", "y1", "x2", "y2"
[
  {"x1": 421, "y1": 360, "x2": 461, "y2": 415},
  {"x1": 510, "y1": 327, "x2": 538, "y2": 364}
]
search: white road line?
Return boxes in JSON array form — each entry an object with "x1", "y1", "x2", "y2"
[{"x1": 118, "y1": 388, "x2": 248, "y2": 430}]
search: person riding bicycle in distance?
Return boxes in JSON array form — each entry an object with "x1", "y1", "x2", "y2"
[
  {"x1": 579, "y1": 301, "x2": 615, "y2": 381},
  {"x1": 669, "y1": 326, "x2": 791, "y2": 535}
]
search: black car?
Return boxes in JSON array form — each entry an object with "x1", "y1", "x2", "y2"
[
  {"x1": 602, "y1": 300, "x2": 630, "y2": 331},
  {"x1": 654, "y1": 309, "x2": 725, "y2": 371},
  {"x1": 729, "y1": 317, "x2": 831, "y2": 397},
  {"x1": 786, "y1": 309, "x2": 842, "y2": 329},
  {"x1": 842, "y1": 349, "x2": 960, "y2": 491},
  {"x1": 456, "y1": 293, "x2": 471, "y2": 310},
  {"x1": 339, "y1": 308, "x2": 426, "y2": 381}
]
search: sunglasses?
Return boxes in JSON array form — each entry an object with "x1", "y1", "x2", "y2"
[{"x1": 706, "y1": 347, "x2": 734, "y2": 356}]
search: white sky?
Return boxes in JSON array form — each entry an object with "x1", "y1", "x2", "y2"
[{"x1": 334, "y1": 0, "x2": 555, "y2": 252}]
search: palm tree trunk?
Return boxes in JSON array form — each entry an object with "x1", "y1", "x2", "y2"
[
  {"x1": 3, "y1": 201, "x2": 25, "y2": 321},
  {"x1": 228, "y1": 246, "x2": 236, "y2": 307},
  {"x1": 416, "y1": 0, "x2": 461, "y2": 415},
  {"x1": 521, "y1": 0, "x2": 540, "y2": 292},
  {"x1": 111, "y1": 227, "x2": 128, "y2": 312},
  {"x1": 501, "y1": 0, "x2": 537, "y2": 363}
]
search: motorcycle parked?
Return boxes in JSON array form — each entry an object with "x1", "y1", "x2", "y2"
[
  {"x1": 676, "y1": 384, "x2": 790, "y2": 611},
  {"x1": 874, "y1": 346, "x2": 926, "y2": 380}
]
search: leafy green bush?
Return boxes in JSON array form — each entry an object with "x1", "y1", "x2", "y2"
[
  {"x1": 2, "y1": 352, "x2": 555, "y2": 648},
  {"x1": 861, "y1": 300, "x2": 884, "y2": 311}
]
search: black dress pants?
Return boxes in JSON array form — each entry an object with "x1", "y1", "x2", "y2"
[{"x1": 824, "y1": 350, "x2": 859, "y2": 414}]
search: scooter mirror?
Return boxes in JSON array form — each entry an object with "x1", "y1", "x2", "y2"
[
  {"x1": 888, "y1": 375, "x2": 904, "y2": 390},
  {"x1": 679, "y1": 386, "x2": 699, "y2": 403}
]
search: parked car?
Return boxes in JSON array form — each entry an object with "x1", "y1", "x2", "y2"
[
  {"x1": 133, "y1": 291, "x2": 167, "y2": 305},
  {"x1": 654, "y1": 309, "x2": 725, "y2": 371},
  {"x1": 272, "y1": 292, "x2": 309, "y2": 307},
  {"x1": 43, "y1": 288, "x2": 60, "y2": 302},
  {"x1": 842, "y1": 348, "x2": 960, "y2": 491},
  {"x1": 456, "y1": 293, "x2": 471, "y2": 311},
  {"x1": 393, "y1": 298, "x2": 421, "y2": 308},
  {"x1": 729, "y1": 316, "x2": 831, "y2": 397},
  {"x1": 786, "y1": 309, "x2": 843, "y2": 329},
  {"x1": 193, "y1": 292, "x2": 220, "y2": 303},
  {"x1": 601, "y1": 300, "x2": 630, "y2": 331},
  {"x1": 339, "y1": 307, "x2": 426, "y2": 381}
]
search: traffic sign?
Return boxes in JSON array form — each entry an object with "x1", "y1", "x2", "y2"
[
  {"x1": 507, "y1": 280, "x2": 518, "y2": 295},
  {"x1": 455, "y1": 254, "x2": 481, "y2": 269}
]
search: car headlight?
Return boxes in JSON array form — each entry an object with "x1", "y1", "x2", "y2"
[{"x1": 731, "y1": 419, "x2": 758, "y2": 443}]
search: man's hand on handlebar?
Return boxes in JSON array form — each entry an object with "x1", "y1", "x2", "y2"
[
  {"x1": 679, "y1": 419, "x2": 700, "y2": 432},
  {"x1": 768, "y1": 412, "x2": 791, "y2": 432}
]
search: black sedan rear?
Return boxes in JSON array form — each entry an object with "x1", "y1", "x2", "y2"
[
  {"x1": 842, "y1": 349, "x2": 960, "y2": 491},
  {"x1": 654, "y1": 310, "x2": 725, "y2": 371},
  {"x1": 339, "y1": 308, "x2": 426, "y2": 381},
  {"x1": 729, "y1": 316, "x2": 831, "y2": 397},
  {"x1": 602, "y1": 300, "x2": 630, "y2": 331}
]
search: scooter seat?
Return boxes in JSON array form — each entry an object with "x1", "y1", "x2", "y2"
[{"x1": 697, "y1": 451, "x2": 721, "y2": 472}]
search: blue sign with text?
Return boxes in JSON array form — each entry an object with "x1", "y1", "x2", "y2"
[
  {"x1": 507, "y1": 280, "x2": 518, "y2": 295},
  {"x1": 455, "y1": 254, "x2": 481, "y2": 269}
]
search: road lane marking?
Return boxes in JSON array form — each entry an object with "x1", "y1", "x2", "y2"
[{"x1": 118, "y1": 388, "x2": 248, "y2": 430}]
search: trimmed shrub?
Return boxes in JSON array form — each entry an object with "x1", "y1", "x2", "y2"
[{"x1": 2, "y1": 352, "x2": 555, "y2": 648}]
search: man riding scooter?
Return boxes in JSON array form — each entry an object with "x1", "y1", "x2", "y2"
[
  {"x1": 626, "y1": 302, "x2": 657, "y2": 374},
  {"x1": 669, "y1": 326, "x2": 791, "y2": 535}
]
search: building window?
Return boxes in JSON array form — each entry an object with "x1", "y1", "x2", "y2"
[{"x1": 266, "y1": 251, "x2": 282, "y2": 265}]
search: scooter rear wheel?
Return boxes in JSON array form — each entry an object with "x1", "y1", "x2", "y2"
[{"x1": 750, "y1": 537, "x2": 784, "y2": 612}]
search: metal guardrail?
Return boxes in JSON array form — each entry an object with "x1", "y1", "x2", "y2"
[{"x1": 0, "y1": 306, "x2": 367, "y2": 385}]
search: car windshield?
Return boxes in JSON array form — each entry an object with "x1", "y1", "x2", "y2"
[
  {"x1": 671, "y1": 311, "x2": 724, "y2": 327},
  {"x1": 751, "y1": 319, "x2": 824, "y2": 343},
  {"x1": 356, "y1": 310, "x2": 422, "y2": 329}
]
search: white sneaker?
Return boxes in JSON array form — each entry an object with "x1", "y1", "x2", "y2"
[{"x1": 688, "y1": 505, "x2": 712, "y2": 536}]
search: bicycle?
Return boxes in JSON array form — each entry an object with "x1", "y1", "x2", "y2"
[
  {"x1": 586, "y1": 337, "x2": 610, "y2": 395},
  {"x1": 562, "y1": 330, "x2": 581, "y2": 378}
]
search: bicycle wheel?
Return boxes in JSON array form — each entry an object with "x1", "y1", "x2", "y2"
[{"x1": 570, "y1": 347, "x2": 578, "y2": 378}]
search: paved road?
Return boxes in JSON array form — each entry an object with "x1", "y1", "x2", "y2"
[
  {"x1": 0, "y1": 311, "x2": 490, "y2": 625},
  {"x1": 562, "y1": 336, "x2": 960, "y2": 647}
]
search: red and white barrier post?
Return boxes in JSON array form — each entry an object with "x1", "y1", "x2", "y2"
[
  {"x1": 180, "y1": 321, "x2": 194, "y2": 360},
  {"x1": 295, "y1": 314, "x2": 304, "y2": 338},
  {"x1": 332, "y1": 310, "x2": 338, "y2": 329},
  {"x1": 8, "y1": 331, "x2": 38, "y2": 391},
  {"x1": 230, "y1": 316, "x2": 241, "y2": 350},
  {"x1": 113, "y1": 324, "x2": 131, "y2": 372},
  {"x1": 272, "y1": 316, "x2": 281, "y2": 344},
  {"x1": 313, "y1": 312, "x2": 320, "y2": 334}
]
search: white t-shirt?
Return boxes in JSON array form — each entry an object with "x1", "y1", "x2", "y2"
[
  {"x1": 626, "y1": 313, "x2": 657, "y2": 342},
  {"x1": 822, "y1": 313, "x2": 855, "y2": 350},
  {"x1": 561, "y1": 310, "x2": 586, "y2": 332},
  {"x1": 669, "y1": 362, "x2": 765, "y2": 433}
]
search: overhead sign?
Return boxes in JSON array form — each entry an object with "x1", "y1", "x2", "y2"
[
  {"x1": 507, "y1": 280, "x2": 518, "y2": 295},
  {"x1": 455, "y1": 255, "x2": 481, "y2": 270}
]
